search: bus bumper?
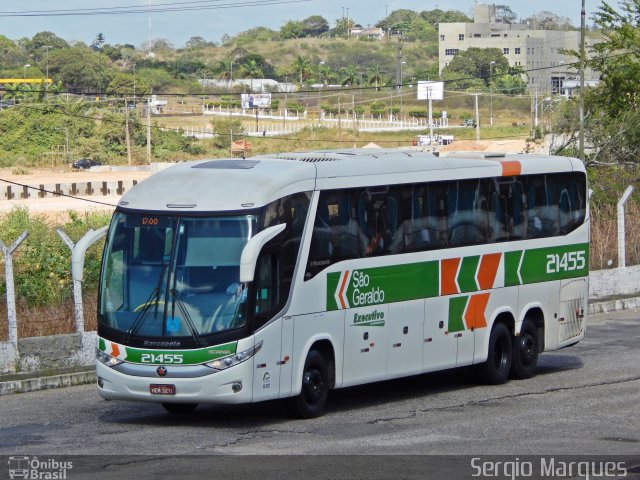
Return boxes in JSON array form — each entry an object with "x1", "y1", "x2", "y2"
[{"x1": 96, "y1": 360, "x2": 254, "y2": 404}]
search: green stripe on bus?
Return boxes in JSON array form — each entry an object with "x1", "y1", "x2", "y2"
[
  {"x1": 458, "y1": 255, "x2": 480, "y2": 293},
  {"x1": 98, "y1": 338, "x2": 106, "y2": 352},
  {"x1": 448, "y1": 296, "x2": 468, "y2": 333},
  {"x1": 327, "y1": 261, "x2": 439, "y2": 311},
  {"x1": 120, "y1": 341, "x2": 238, "y2": 365},
  {"x1": 505, "y1": 243, "x2": 589, "y2": 286}
]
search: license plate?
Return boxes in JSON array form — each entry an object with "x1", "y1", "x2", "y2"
[{"x1": 150, "y1": 384, "x2": 176, "y2": 395}]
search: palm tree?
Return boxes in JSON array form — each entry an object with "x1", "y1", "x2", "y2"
[
  {"x1": 368, "y1": 64, "x2": 386, "y2": 90},
  {"x1": 291, "y1": 55, "x2": 311, "y2": 85},
  {"x1": 241, "y1": 59, "x2": 264, "y2": 91},
  {"x1": 217, "y1": 58, "x2": 233, "y2": 82},
  {"x1": 340, "y1": 64, "x2": 359, "y2": 87}
]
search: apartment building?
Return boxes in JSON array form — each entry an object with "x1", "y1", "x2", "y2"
[{"x1": 438, "y1": 4, "x2": 599, "y2": 93}]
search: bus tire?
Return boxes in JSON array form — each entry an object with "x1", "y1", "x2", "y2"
[
  {"x1": 162, "y1": 403, "x2": 198, "y2": 414},
  {"x1": 510, "y1": 320, "x2": 539, "y2": 379},
  {"x1": 286, "y1": 349, "x2": 329, "y2": 419},
  {"x1": 482, "y1": 322, "x2": 512, "y2": 385}
]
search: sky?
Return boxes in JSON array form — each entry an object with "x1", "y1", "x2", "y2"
[{"x1": 0, "y1": 0, "x2": 602, "y2": 48}]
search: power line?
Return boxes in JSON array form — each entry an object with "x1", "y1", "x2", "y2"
[{"x1": 0, "y1": 0, "x2": 310, "y2": 17}]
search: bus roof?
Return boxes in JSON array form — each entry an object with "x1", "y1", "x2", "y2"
[{"x1": 118, "y1": 149, "x2": 585, "y2": 213}]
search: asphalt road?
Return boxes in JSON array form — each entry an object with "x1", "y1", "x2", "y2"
[{"x1": 1, "y1": 309, "x2": 639, "y2": 478}]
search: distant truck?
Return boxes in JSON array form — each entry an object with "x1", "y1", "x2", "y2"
[{"x1": 415, "y1": 134, "x2": 454, "y2": 146}]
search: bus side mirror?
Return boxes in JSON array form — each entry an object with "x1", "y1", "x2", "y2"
[{"x1": 239, "y1": 223, "x2": 286, "y2": 283}]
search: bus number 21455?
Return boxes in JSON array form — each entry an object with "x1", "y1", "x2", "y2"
[{"x1": 546, "y1": 251, "x2": 586, "y2": 274}]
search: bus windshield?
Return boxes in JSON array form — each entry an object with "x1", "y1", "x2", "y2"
[{"x1": 99, "y1": 212, "x2": 258, "y2": 341}]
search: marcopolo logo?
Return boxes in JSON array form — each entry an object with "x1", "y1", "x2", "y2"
[
  {"x1": 352, "y1": 309, "x2": 385, "y2": 327},
  {"x1": 8, "y1": 456, "x2": 73, "y2": 479}
]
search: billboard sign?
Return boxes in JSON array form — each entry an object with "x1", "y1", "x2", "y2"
[
  {"x1": 241, "y1": 93, "x2": 272, "y2": 109},
  {"x1": 417, "y1": 81, "x2": 444, "y2": 101}
]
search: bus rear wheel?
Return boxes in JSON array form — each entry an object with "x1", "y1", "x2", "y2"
[
  {"x1": 511, "y1": 320, "x2": 539, "y2": 379},
  {"x1": 162, "y1": 403, "x2": 198, "y2": 414},
  {"x1": 286, "y1": 350, "x2": 329, "y2": 419},
  {"x1": 482, "y1": 322, "x2": 512, "y2": 385}
]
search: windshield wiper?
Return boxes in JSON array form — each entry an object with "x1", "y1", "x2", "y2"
[
  {"x1": 125, "y1": 260, "x2": 169, "y2": 342},
  {"x1": 170, "y1": 288, "x2": 204, "y2": 347},
  {"x1": 125, "y1": 286, "x2": 161, "y2": 343}
]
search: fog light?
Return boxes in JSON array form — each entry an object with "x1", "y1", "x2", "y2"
[
  {"x1": 232, "y1": 382, "x2": 242, "y2": 393},
  {"x1": 97, "y1": 377, "x2": 104, "y2": 388}
]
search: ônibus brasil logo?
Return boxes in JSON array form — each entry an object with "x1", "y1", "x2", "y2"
[{"x1": 334, "y1": 270, "x2": 385, "y2": 310}]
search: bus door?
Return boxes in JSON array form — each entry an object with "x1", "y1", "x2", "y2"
[
  {"x1": 387, "y1": 300, "x2": 424, "y2": 377},
  {"x1": 342, "y1": 304, "x2": 389, "y2": 386},
  {"x1": 423, "y1": 297, "x2": 458, "y2": 372}
]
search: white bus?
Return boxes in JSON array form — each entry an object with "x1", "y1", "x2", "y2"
[{"x1": 96, "y1": 149, "x2": 589, "y2": 417}]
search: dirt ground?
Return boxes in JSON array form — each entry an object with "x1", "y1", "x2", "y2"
[{"x1": 439, "y1": 138, "x2": 546, "y2": 153}]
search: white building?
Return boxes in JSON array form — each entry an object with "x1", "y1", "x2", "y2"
[{"x1": 438, "y1": 4, "x2": 600, "y2": 93}]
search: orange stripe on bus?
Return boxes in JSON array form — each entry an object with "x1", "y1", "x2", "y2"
[
  {"x1": 464, "y1": 293, "x2": 490, "y2": 329},
  {"x1": 338, "y1": 270, "x2": 350, "y2": 309},
  {"x1": 499, "y1": 160, "x2": 521, "y2": 176},
  {"x1": 441, "y1": 258, "x2": 461, "y2": 295},
  {"x1": 111, "y1": 343, "x2": 120, "y2": 358},
  {"x1": 477, "y1": 253, "x2": 501, "y2": 290}
]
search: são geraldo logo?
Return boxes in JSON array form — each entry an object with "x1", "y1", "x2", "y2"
[{"x1": 334, "y1": 270, "x2": 385, "y2": 310}]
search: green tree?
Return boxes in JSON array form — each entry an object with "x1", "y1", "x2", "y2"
[
  {"x1": 291, "y1": 55, "x2": 311, "y2": 84},
  {"x1": 376, "y1": 9, "x2": 417, "y2": 34},
  {"x1": 550, "y1": 0, "x2": 640, "y2": 164},
  {"x1": 91, "y1": 33, "x2": 106, "y2": 51},
  {"x1": 368, "y1": 64, "x2": 386, "y2": 89},
  {"x1": 339, "y1": 64, "x2": 359, "y2": 86},
  {"x1": 106, "y1": 73, "x2": 151, "y2": 97},
  {"x1": 184, "y1": 36, "x2": 211, "y2": 49},
  {"x1": 442, "y1": 48, "x2": 509, "y2": 89},
  {"x1": 48, "y1": 46, "x2": 116, "y2": 92},
  {"x1": 25, "y1": 31, "x2": 69, "y2": 61},
  {"x1": 281, "y1": 20, "x2": 304, "y2": 39},
  {"x1": 240, "y1": 59, "x2": 264, "y2": 90},
  {"x1": 0, "y1": 35, "x2": 25, "y2": 67},
  {"x1": 301, "y1": 15, "x2": 329, "y2": 37},
  {"x1": 420, "y1": 9, "x2": 472, "y2": 26},
  {"x1": 210, "y1": 117, "x2": 246, "y2": 149}
]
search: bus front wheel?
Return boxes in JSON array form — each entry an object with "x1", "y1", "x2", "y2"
[
  {"x1": 286, "y1": 350, "x2": 329, "y2": 419},
  {"x1": 482, "y1": 322, "x2": 512, "y2": 385}
]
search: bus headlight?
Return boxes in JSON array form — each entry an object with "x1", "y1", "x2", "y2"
[
  {"x1": 96, "y1": 348, "x2": 124, "y2": 367},
  {"x1": 205, "y1": 341, "x2": 262, "y2": 371}
]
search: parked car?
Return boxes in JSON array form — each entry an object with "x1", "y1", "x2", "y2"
[{"x1": 72, "y1": 158, "x2": 102, "y2": 169}]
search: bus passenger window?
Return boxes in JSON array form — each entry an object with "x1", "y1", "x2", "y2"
[
  {"x1": 447, "y1": 180, "x2": 488, "y2": 246},
  {"x1": 526, "y1": 175, "x2": 558, "y2": 238}
]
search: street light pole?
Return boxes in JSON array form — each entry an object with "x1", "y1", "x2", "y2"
[
  {"x1": 490, "y1": 61, "x2": 495, "y2": 127},
  {"x1": 318, "y1": 61, "x2": 325, "y2": 123}
]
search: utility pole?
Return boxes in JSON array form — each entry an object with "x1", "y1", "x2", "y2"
[
  {"x1": 395, "y1": 41, "x2": 403, "y2": 90},
  {"x1": 475, "y1": 93, "x2": 480, "y2": 141},
  {"x1": 146, "y1": 96, "x2": 152, "y2": 164},
  {"x1": 579, "y1": 0, "x2": 586, "y2": 162},
  {"x1": 125, "y1": 97, "x2": 132, "y2": 166}
]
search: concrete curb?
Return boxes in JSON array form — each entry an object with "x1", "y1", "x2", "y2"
[
  {"x1": 0, "y1": 369, "x2": 95, "y2": 396},
  {"x1": 588, "y1": 297, "x2": 640, "y2": 315}
]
